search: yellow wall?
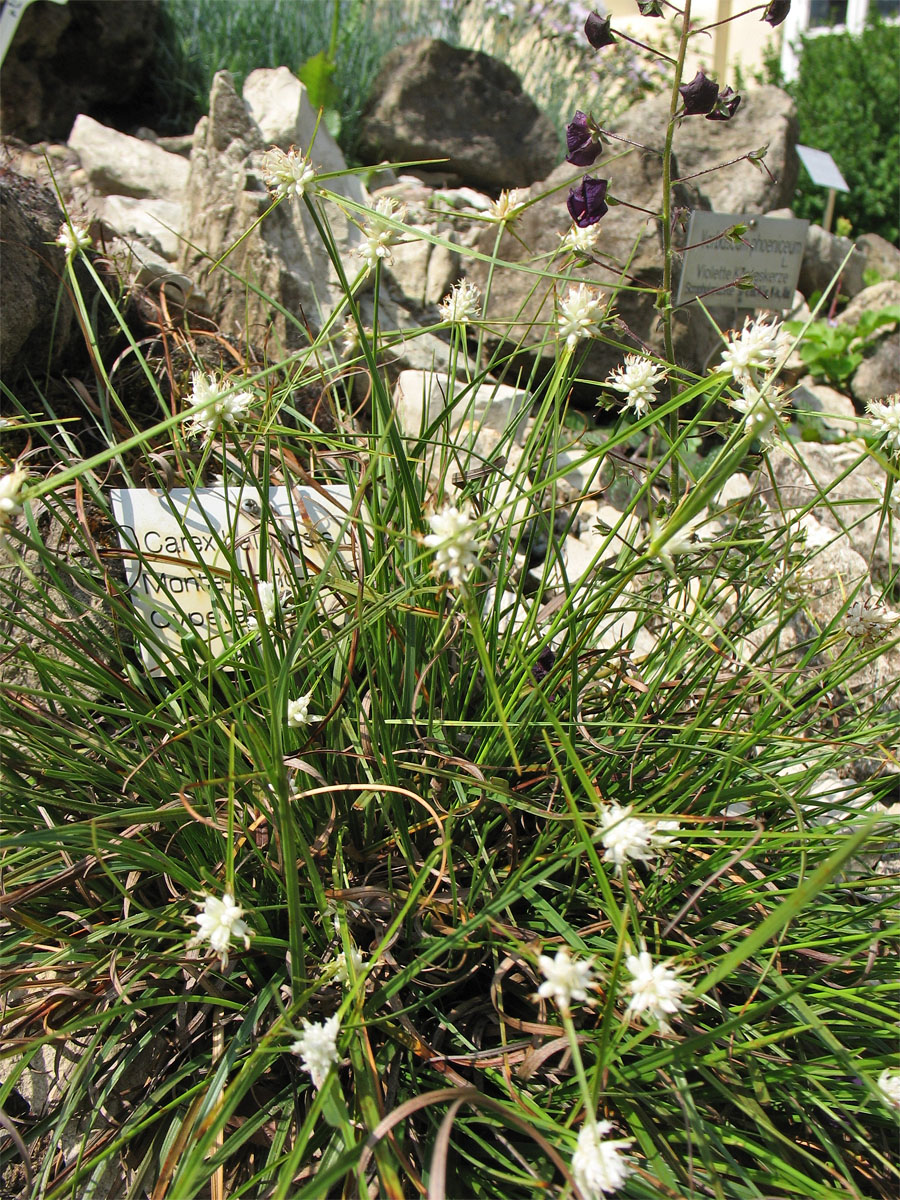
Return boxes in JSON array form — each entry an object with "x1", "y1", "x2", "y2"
[{"x1": 604, "y1": 0, "x2": 782, "y2": 81}]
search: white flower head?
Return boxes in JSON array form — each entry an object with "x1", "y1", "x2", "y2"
[
  {"x1": 263, "y1": 146, "x2": 317, "y2": 200},
  {"x1": 333, "y1": 946, "x2": 364, "y2": 985},
  {"x1": 719, "y1": 315, "x2": 791, "y2": 382},
  {"x1": 423, "y1": 500, "x2": 481, "y2": 587},
  {"x1": 185, "y1": 370, "x2": 253, "y2": 440},
  {"x1": 291, "y1": 1013, "x2": 340, "y2": 1089},
  {"x1": 56, "y1": 221, "x2": 92, "y2": 257},
  {"x1": 560, "y1": 223, "x2": 600, "y2": 256},
  {"x1": 877, "y1": 1067, "x2": 900, "y2": 1108},
  {"x1": 605, "y1": 354, "x2": 666, "y2": 418},
  {"x1": 0, "y1": 465, "x2": 28, "y2": 527},
  {"x1": 623, "y1": 949, "x2": 689, "y2": 1032},
  {"x1": 866, "y1": 394, "x2": 900, "y2": 458},
  {"x1": 536, "y1": 947, "x2": 597, "y2": 1013},
  {"x1": 557, "y1": 283, "x2": 607, "y2": 351},
  {"x1": 256, "y1": 580, "x2": 279, "y2": 625},
  {"x1": 572, "y1": 1118, "x2": 634, "y2": 1197},
  {"x1": 188, "y1": 891, "x2": 252, "y2": 969},
  {"x1": 439, "y1": 280, "x2": 482, "y2": 325},
  {"x1": 357, "y1": 195, "x2": 409, "y2": 271},
  {"x1": 731, "y1": 380, "x2": 788, "y2": 445},
  {"x1": 598, "y1": 804, "x2": 679, "y2": 872},
  {"x1": 487, "y1": 188, "x2": 526, "y2": 224},
  {"x1": 287, "y1": 692, "x2": 321, "y2": 728},
  {"x1": 843, "y1": 598, "x2": 900, "y2": 644}
]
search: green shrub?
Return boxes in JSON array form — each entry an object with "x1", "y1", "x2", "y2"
[{"x1": 769, "y1": 19, "x2": 899, "y2": 243}]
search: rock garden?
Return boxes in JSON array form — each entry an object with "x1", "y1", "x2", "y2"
[{"x1": 1, "y1": 1, "x2": 898, "y2": 1198}]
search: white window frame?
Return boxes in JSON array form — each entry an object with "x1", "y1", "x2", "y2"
[{"x1": 780, "y1": 0, "x2": 895, "y2": 79}]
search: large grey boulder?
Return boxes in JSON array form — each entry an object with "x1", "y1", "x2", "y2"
[
  {"x1": 357, "y1": 38, "x2": 560, "y2": 190},
  {"x1": 623, "y1": 84, "x2": 798, "y2": 215},
  {"x1": 0, "y1": 0, "x2": 159, "y2": 142},
  {"x1": 799, "y1": 224, "x2": 866, "y2": 302},
  {"x1": 855, "y1": 233, "x2": 900, "y2": 283},
  {"x1": 179, "y1": 72, "x2": 366, "y2": 354},
  {"x1": 837, "y1": 280, "x2": 900, "y2": 405},
  {"x1": 0, "y1": 171, "x2": 76, "y2": 383}
]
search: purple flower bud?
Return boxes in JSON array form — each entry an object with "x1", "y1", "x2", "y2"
[
  {"x1": 706, "y1": 86, "x2": 742, "y2": 121},
  {"x1": 637, "y1": 0, "x2": 664, "y2": 14},
  {"x1": 763, "y1": 0, "x2": 791, "y2": 26},
  {"x1": 566, "y1": 111, "x2": 602, "y2": 167},
  {"x1": 679, "y1": 70, "x2": 720, "y2": 116},
  {"x1": 567, "y1": 176, "x2": 609, "y2": 228},
  {"x1": 584, "y1": 10, "x2": 617, "y2": 48}
]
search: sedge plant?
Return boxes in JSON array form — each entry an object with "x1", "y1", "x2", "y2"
[{"x1": 1, "y1": 4, "x2": 899, "y2": 1199}]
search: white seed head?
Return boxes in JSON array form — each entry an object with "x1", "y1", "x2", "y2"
[
  {"x1": 536, "y1": 947, "x2": 597, "y2": 1013},
  {"x1": 56, "y1": 221, "x2": 92, "y2": 256},
  {"x1": 263, "y1": 146, "x2": 317, "y2": 200},
  {"x1": 866, "y1": 394, "x2": 900, "y2": 458},
  {"x1": 557, "y1": 283, "x2": 606, "y2": 351},
  {"x1": 291, "y1": 1013, "x2": 340, "y2": 1088},
  {"x1": 623, "y1": 950, "x2": 689, "y2": 1032},
  {"x1": 423, "y1": 501, "x2": 481, "y2": 587},
  {"x1": 571, "y1": 1118, "x2": 634, "y2": 1196},
  {"x1": 188, "y1": 892, "x2": 252, "y2": 969},
  {"x1": 605, "y1": 354, "x2": 666, "y2": 418},
  {"x1": 439, "y1": 280, "x2": 482, "y2": 325}
]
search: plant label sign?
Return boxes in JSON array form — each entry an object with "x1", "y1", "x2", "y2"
[
  {"x1": 676, "y1": 213, "x2": 809, "y2": 311},
  {"x1": 110, "y1": 485, "x2": 352, "y2": 673}
]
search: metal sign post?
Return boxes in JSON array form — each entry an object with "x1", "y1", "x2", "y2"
[{"x1": 796, "y1": 145, "x2": 850, "y2": 233}]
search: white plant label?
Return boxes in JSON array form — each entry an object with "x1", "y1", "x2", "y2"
[
  {"x1": 676, "y1": 212, "x2": 809, "y2": 311},
  {"x1": 110, "y1": 485, "x2": 352, "y2": 673}
]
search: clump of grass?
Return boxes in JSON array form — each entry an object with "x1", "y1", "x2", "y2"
[{"x1": 2, "y1": 7, "x2": 900, "y2": 1200}]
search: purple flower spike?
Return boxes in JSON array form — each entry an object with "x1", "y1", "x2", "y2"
[
  {"x1": 584, "y1": 11, "x2": 617, "y2": 48},
  {"x1": 679, "y1": 70, "x2": 720, "y2": 116},
  {"x1": 567, "y1": 176, "x2": 609, "y2": 228},
  {"x1": 763, "y1": 0, "x2": 791, "y2": 26},
  {"x1": 707, "y1": 86, "x2": 742, "y2": 121},
  {"x1": 566, "y1": 111, "x2": 602, "y2": 167}
]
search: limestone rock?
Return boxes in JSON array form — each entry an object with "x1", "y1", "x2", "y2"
[
  {"x1": 89, "y1": 195, "x2": 183, "y2": 261},
  {"x1": 791, "y1": 377, "x2": 861, "y2": 441},
  {"x1": 851, "y1": 331, "x2": 900, "y2": 405},
  {"x1": 387, "y1": 237, "x2": 461, "y2": 308},
  {"x1": 837, "y1": 281, "x2": 900, "y2": 404},
  {"x1": 855, "y1": 232, "x2": 900, "y2": 284},
  {"x1": 837, "y1": 279, "x2": 900, "y2": 327},
  {"x1": 393, "y1": 369, "x2": 529, "y2": 440},
  {"x1": 758, "y1": 442, "x2": 899, "y2": 580},
  {"x1": 799, "y1": 224, "x2": 866, "y2": 302},
  {"x1": 243, "y1": 67, "x2": 346, "y2": 174},
  {"x1": 69, "y1": 114, "x2": 190, "y2": 203},
  {"x1": 358, "y1": 38, "x2": 559, "y2": 190},
  {"x1": 179, "y1": 72, "x2": 366, "y2": 354}
]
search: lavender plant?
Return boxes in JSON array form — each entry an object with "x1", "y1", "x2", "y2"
[{"x1": 1, "y1": 4, "x2": 899, "y2": 1199}]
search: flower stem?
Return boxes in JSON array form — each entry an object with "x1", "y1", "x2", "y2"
[{"x1": 660, "y1": 1, "x2": 693, "y2": 504}]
